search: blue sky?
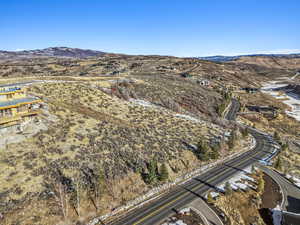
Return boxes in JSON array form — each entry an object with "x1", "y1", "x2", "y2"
[{"x1": 1, "y1": 0, "x2": 300, "y2": 56}]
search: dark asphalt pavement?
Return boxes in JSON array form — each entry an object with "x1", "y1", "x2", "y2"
[{"x1": 109, "y1": 99, "x2": 277, "y2": 225}]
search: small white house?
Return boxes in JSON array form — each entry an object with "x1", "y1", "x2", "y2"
[{"x1": 197, "y1": 79, "x2": 210, "y2": 86}]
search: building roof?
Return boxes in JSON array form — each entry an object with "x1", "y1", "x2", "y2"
[
  {"x1": 0, "y1": 83, "x2": 22, "y2": 88},
  {"x1": 0, "y1": 97, "x2": 40, "y2": 109},
  {"x1": 0, "y1": 87, "x2": 21, "y2": 94},
  {"x1": 0, "y1": 81, "x2": 39, "y2": 88}
]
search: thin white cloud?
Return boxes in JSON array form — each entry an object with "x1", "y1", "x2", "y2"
[
  {"x1": 201, "y1": 49, "x2": 300, "y2": 57},
  {"x1": 14, "y1": 49, "x2": 25, "y2": 51},
  {"x1": 254, "y1": 49, "x2": 300, "y2": 55}
]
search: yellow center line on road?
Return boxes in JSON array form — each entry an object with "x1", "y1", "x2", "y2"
[{"x1": 133, "y1": 143, "x2": 266, "y2": 225}]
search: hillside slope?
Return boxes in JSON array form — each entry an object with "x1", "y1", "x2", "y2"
[
  {"x1": 0, "y1": 49, "x2": 297, "y2": 225},
  {"x1": 234, "y1": 55, "x2": 300, "y2": 70},
  {"x1": 0, "y1": 47, "x2": 106, "y2": 60}
]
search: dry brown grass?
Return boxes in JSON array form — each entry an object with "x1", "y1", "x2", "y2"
[
  {"x1": 215, "y1": 173, "x2": 265, "y2": 225},
  {"x1": 0, "y1": 81, "x2": 228, "y2": 224},
  {"x1": 239, "y1": 89, "x2": 300, "y2": 181}
]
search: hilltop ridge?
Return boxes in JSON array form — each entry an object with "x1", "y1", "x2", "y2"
[
  {"x1": 199, "y1": 53, "x2": 300, "y2": 62},
  {"x1": 0, "y1": 47, "x2": 106, "y2": 60}
]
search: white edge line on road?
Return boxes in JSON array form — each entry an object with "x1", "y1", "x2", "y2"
[
  {"x1": 191, "y1": 198, "x2": 224, "y2": 225},
  {"x1": 189, "y1": 207, "x2": 210, "y2": 225},
  {"x1": 87, "y1": 100, "x2": 261, "y2": 225},
  {"x1": 259, "y1": 166, "x2": 286, "y2": 209}
]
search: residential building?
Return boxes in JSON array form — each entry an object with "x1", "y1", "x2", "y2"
[
  {"x1": 0, "y1": 84, "x2": 41, "y2": 127},
  {"x1": 197, "y1": 79, "x2": 210, "y2": 86}
]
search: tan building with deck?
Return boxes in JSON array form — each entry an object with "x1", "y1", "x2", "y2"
[{"x1": 0, "y1": 84, "x2": 41, "y2": 127}]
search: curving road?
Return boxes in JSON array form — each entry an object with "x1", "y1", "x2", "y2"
[
  {"x1": 257, "y1": 164, "x2": 300, "y2": 225},
  {"x1": 225, "y1": 99, "x2": 240, "y2": 121},
  {"x1": 109, "y1": 100, "x2": 278, "y2": 225},
  {"x1": 257, "y1": 165, "x2": 300, "y2": 214}
]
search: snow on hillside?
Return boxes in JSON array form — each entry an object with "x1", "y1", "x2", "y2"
[
  {"x1": 286, "y1": 174, "x2": 300, "y2": 188},
  {"x1": 216, "y1": 166, "x2": 255, "y2": 192},
  {"x1": 261, "y1": 81, "x2": 300, "y2": 121},
  {"x1": 129, "y1": 98, "x2": 205, "y2": 124}
]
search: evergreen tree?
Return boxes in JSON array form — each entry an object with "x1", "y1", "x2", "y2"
[
  {"x1": 217, "y1": 103, "x2": 226, "y2": 116},
  {"x1": 228, "y1": 131, "x2": 237, "y2": 150},
  {"x1": 196, "y1": 140, "x2": 210, "y2": 161},
  {"x1": 224, "y1": 181, "x2": 232, "y2": 195},
  {"x1": 282, "y1": 142, "x2": 289, "y2": 152},
  {"x1": 257, "y1": 176, "x2": 265, "y2": 193},
  {"x1": 222, "y1": 90, "x2": 232, "y2": 102},
  {"x1": 210, "y1": 144, "x2": 220, "y2": 160},
  {"x1": 241, "y1": 127, "x2": 249, "y2": 138},
  {"x1": 251, "y1": 165, "x2": 256, "y2": 174},
  {"x1": 146, "y1": 159, "x2": 159, "y2": 184},
  {"x1": 274, "y1": 131, "x2": 280, "y2": 142},
  {"x1": 98, "y1": 168, "x2": 106, "y2": 196},
  {"x1": 241, "y1": 104, "x2": 246, "y2": 112},
  {"x1": 207, "y1": 191, "x2": 214, "y2": 204},
  {"x1": 159, "y1": 163, "x2": 169, "y2": 182},
  {"x1": 274, "y1": 157, "x2": 282, "y2": 171}
]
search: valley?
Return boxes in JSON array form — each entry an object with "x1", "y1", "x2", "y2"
[{"x1": 0, "y1": 48, "x2": 299, "y2": 225}]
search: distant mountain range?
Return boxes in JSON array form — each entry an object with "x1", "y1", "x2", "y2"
[
  {"x1": 199, "y1": 53, "x2": 300, "y2": 62},
  {"x1": 1, "y1": 47, "x2": 300, "y2": 65},
  {"x1": 0, "y1": 47, "x2": 106, "y2": 60}
]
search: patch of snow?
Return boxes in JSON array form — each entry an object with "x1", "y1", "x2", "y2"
[
  {"x1": 161, "y1": 220, "x2": 187, "y2": 225},
  {"x1": 217, "y1": 184, "x2": 225, "y2": 192},
  {"x1": 232, "y1": 182, "x2": 248, "y2": 190},
  {"x1": 129, "y1": 99, "x2": 159, "y2": 108},
  {"x1": 129, "y1": 99, "x2": 206, "y2": 125},
  {"x1": 224, "y1": 131, "x2": 231, "y2": 137},
  {"x1": 108, "y1": 78, "x2": 136, "y2": 84},
  {"x1": 217, "y1": 166, "x2": 255, "y2": 192},
  {"x1": 286, "y1": 174, "x2": 292, "y2": 179},
  {"x1": 207, "y1": 191, "x2": 220, "y2": 198},
  {"x1": 242, "y1": 174, "x2": 255, "y2": 182},
  {"x1": 285, "y1": 174, "x2": 300, "y2": 187},
  {"x1": 179, "y1": 208, "x2": 190, "y2": 214},
  {"x1": 174, "y1": 114, "x2": 204, "y2": 123},
  {"x1": 271, "y1": 205, "x2": 282, "y2": 225},
  {"x1": 258, "y1": 145, "x2": 278, "y2": 165},
  {"x1": 293, "y1": 177, "x2": 300, "y2": 187},
  {"x1": 87, "y1": 133, "x2": 258, "y2": 225},
  {"x1": 261, "y1": 81, "x2": 300, "y2": 121}
]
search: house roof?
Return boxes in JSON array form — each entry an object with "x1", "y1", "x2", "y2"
[
  {"x1": 0, "y1": 87, "x2": 21, "y2": 94},
  {"x1": 0, "y1": 97, "x2": 40, "y2": 109},
  {"x1": 0, "y1": 81, "x2": 38, "y2": 88}
]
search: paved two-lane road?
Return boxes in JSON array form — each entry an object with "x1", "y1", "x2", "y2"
[
  {"x1": 110, "y1": 100, "x2": 277, "y2": 225},
  {"x1": 225, "y1": 99, "x2": 240, "y2": 121},
  {"x1": 258, "y1": 165, "x2": 300, "y2": 213}
]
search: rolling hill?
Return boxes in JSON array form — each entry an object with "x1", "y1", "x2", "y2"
[{"x1": 0, "y1": 47, "x2": 106, "y2": 60}]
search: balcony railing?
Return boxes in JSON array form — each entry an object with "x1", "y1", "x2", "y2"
[
  {"x1": 0, "y1": 109, "x2": 41, "y2": 125},
  {"x1": 0, "y1": 115, "x2": 21, "y2": 125},
  {"x1": 19, "y1": 109, "x2": 42, "y2": 117}
]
